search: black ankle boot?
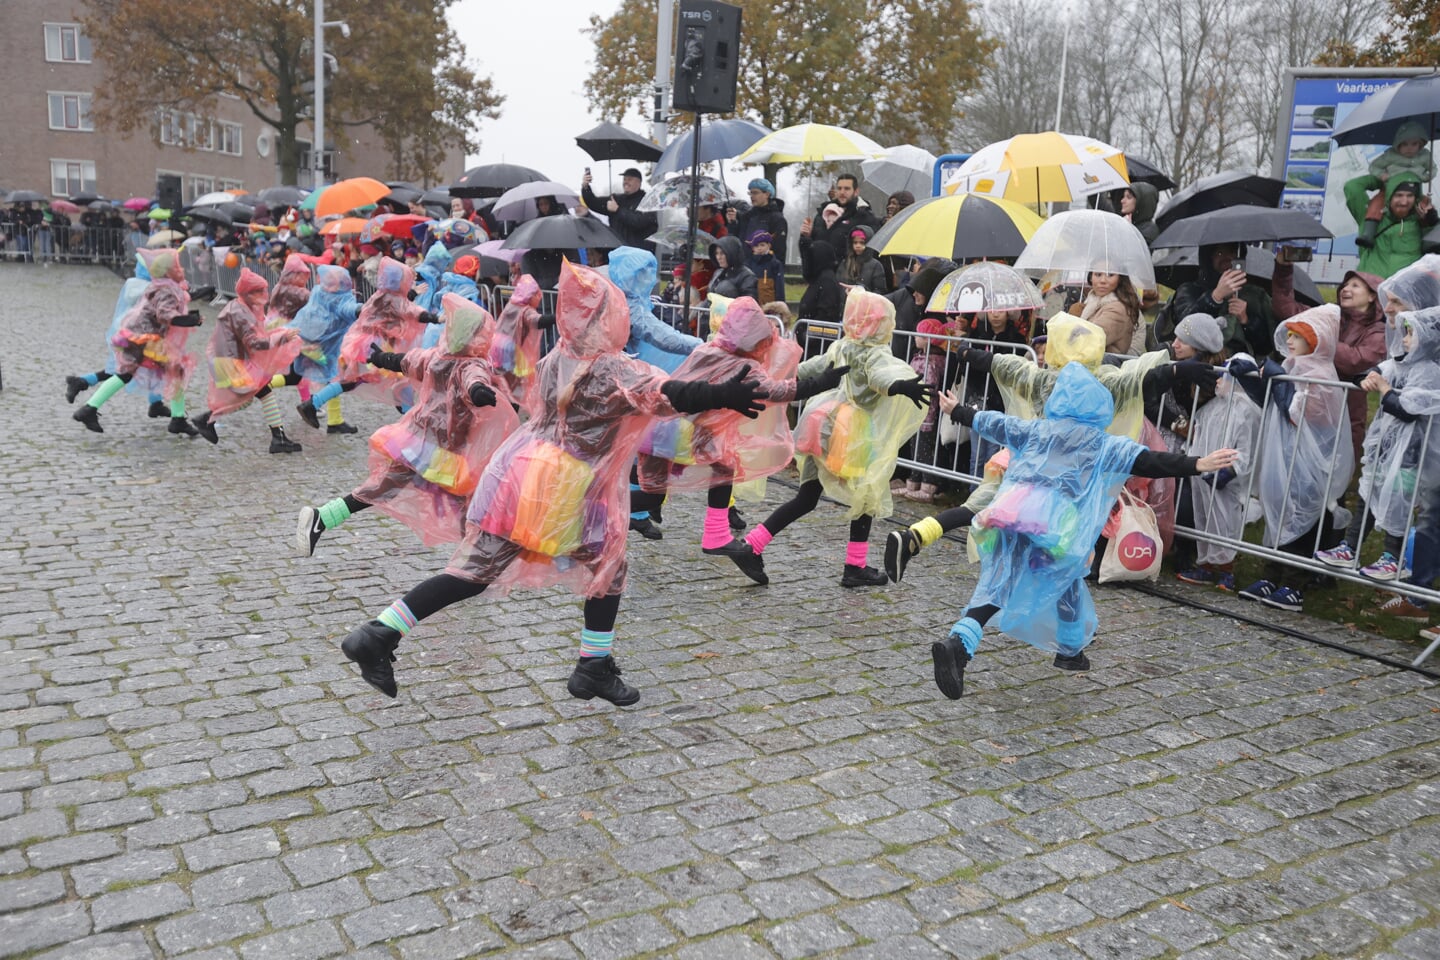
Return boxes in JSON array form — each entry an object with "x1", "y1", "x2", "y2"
[
  {"x1": 296, "y1": 400, "x2": 320, "y2": 429},
  {"x1": 727, "y1": 506, "x2": 745, "y2": 531},
  {"x1": 269, "y1": 428, "x2": 302, "y2": 454},
  {"x1": 566, "y1": 655, "x2": 640, "y2": 706},
  {"x1": 703, "y1": 538, "x2": 768, "y2": 585},
  {"x1": 147, "y1": 400, "x2": 168, "y2": 419},
  {"x1": 341, "y1": 621, "x2": 402, "y2": 697},
  {"x1": 327, "y1": 422, "x2": 359, "y2": 435},
  {"x1": 629, "y1": 517, "x2": 663, "y2": 540},
  {"x1": 65, "y1": 376, "x2": 89, "y2": 404},
  {"x1": 884, "y1": 528, "x2": 921, "y2": 583},
  {"x1": 931, "y1": 633, "x2": 971, "y2": 700},
  {"x1": 191, "y1": 412, "x2": 219, "y2": 444},
  {"x1": 168, "y1": 416, "x2": 199, "y2": 437},
  {"x1": 73, "y1": 406, "x2": 103, "y2": 433},
  {"x1": 1053, "y1": 650, "x2": 1091, "y2": 672},
  {"x1": 841, "y1": 564, "x2": 887, "y2": 588}
]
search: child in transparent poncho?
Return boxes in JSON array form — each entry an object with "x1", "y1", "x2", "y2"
[
  {"x1": 296, "y1": 293, "x2": 519, "y2": 553},
  {"x1": 331, "y1": 262, "x2": 765, "y2": 706},
  {"x1": 930, "y1": 362, "x2": 1238, "y2": 699},
  {"x1": 64, "y1": 255, "x2": 167, "y2": 418}
]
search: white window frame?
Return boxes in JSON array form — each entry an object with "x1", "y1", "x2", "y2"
[
  {"x1": 159, "y1": 110, "x2": 182, "y2": 146},
  {"x1": 218, "y1": 178, "x2": 246, "y2": 193},
  {"x1": 47, "y1": 91, "x2": 94, "y2": 132},
  {"x1": 44, "y1": 23, "x2": 93, "y2": 63},
  {"x1": 50, "y1": 159, "x2": 97, "y2": 197},
  {"x1": 192, "y1": 117, "x2": 215, "y2": 152},
  {"x1": 186, "y1": 175, "x2": 216, "y2": 204},
  {"x1": 217, "y1": 121, "x2": 243, "y2": 157}
]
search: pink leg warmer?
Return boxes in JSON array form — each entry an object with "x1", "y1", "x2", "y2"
[
  {"x1": 846, "y1": 540, "x2": 869, "y2": 567},
  {"x1": 298, "y1": 381, "x2": 313, "y2": 403},
  {"x1": 701, "y1": 507, "x2": 732, "y2": 550},
  {"x1": 745, "y1": 524, "x2": 774, "y2": 555}
]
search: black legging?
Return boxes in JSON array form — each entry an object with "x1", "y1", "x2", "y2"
[
  {"x1": 761, "y1": 478, "x2": 872, "y2": 542},
  {"x1": 934, "y1": 506, "x2": 975, "y2": 535},
  {"x1": 629, "y1": 463, "x2": 664, "y2": 515},
  {"x1": 963, "y1": 603, "x2": 999, "y2": 626},
  {"x1": 400, "y1": 573, "x2": 621, "y2": 633},
  {"x1": 708, "y1": 485, "x2": 732, "y2": 509}
]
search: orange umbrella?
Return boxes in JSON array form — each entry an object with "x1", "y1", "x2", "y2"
[
  {"x1": 313, "y1": 177, "x2": 390, "y2": 217},
  {"x1": 321, "y1": 216, "x2": 368, "y2": 236}
]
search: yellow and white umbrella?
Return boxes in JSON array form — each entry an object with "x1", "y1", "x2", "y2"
[
  {"x1": 943, "y1": 132, "x2": 1129, "y2": 204},
  {"x1": 734, "y1": 123, "x2": 887, "y2": 165}
]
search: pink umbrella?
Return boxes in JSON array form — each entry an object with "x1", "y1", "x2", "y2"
[
  {"x1": 49, "y1": 199, "x2": 82, "y2": 214},
  {"x1": 122, "y1": 197, "x2": 153, "y2": 212},
  {"x1": 478, "y1": 239, "x2": 527, "y2": 264}
]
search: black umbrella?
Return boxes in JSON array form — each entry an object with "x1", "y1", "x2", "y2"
[
  {"x1": 184, "y1": 206, "x2": 235, "y2": 228},
  {"x1": 1152, "y1": 245, "x2": 1323, "y2": 305},
  {"x1": 1151, "y1": 207, "x2": 1333, "y2": 249},
  {"x1": 69, "y1": 190, "x2": 105, "y2": 205},
  {"x1": 5, "y1": 190, "x2": 47, "y2": 203},
  {"x1": 255, "y1": 185, "x2": 308, "y2": 207},
  {"x1": 383, "y1": 184, "x2": 423, "y2": 206},
  {"x1": 500, "y1": 215, "x2": 621, "y2": 251},
  {"x1": 1123, "y1": 155, "x2": 1177, "y2": 191},
  {"x1": 576, "y1": 122, "x2": 663, "y2": 163},
  {"x1": 421, "y1": 187, "x2": 451, "y2": 205},
  {"x1": 450, "y1": 163, "x2": 549, "y2": 199},
  {"x1": 216, "y1": 201, "x2": 253, "y2": 223},
  {"x1": 87, "y1": 200, "x2": 118, "y2": 213},
  {"x1": 1331, "y1": 74, "x2": 1440, "y2": 147},
  {"x1": 229, "y1": 194, "x2": 259, "y2": 208},
  {"x1": 1155, "y1": 171, "x2": 1285, "y2": 231}
]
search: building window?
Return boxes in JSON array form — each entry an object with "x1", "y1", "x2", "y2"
[
  {"x1": 50, "y1": 159, "x2": 97, "y2": 197},
  {"x1": 44, "y1": 24, "x2": 93, "y2": 63},
  {"x1": 218, "y1": 179, "x2": 245, "y2": 193},
  {"x1": 187, "y1": 176, "x2": 216, "y2": 203},
  {"x1": 47, "y1": 92, "x2": 94, "y2": 132},
  {"x1": 159, "y1": 110, "x2": 181, "y2": 146},
  {"x1": 217, "y1": 122, "x2": 243, "y2": 156},
  {"x1": 192, "y1": 118, "x2": 215, "y2": 152}
]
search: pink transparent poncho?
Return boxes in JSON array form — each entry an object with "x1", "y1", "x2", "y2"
[
  {"x1": 265, "y1": 254, "x2": 312, "y2": 330},
  {"x1": 111, "y1": 248, "x2": 195, "y2": 402},
  {"x1": 205, "y1": 270, "x2": 304, "y2": 417},
  {"x1": 637, "y1": 296, "x2": 800, "y2": 495},
  {"x1": 447, "y1": 261, "x2": 678, "y2": 597},
  {"x1": 336, "y1": 257, "x2": 430, "y2": 405},
  {"x1": 357, "y1": 293, "x2": 520, "y2": 546},
  {"x1": 489, "y1": 275, "x2": 545, "y2": 408}
]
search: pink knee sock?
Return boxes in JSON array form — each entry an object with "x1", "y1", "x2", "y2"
[
  {"x1": 701, "y1": 507, "x2": 731, "y2": 550},
  {"x1": 845, "y1": 540, "x2": 869, "y2": 567},
  {"x1": 298, "y1": 381, "x2": 312, "y2": 403},
  {"x1": 745, "y1": 524, "x2": 774, "y2": 554}
]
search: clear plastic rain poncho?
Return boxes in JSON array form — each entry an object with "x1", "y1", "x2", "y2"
[
  {"x1": 265, "y1": 254, "x2": 312, "y2": 330},
  {"x1": 104, "y1": 256, "x2": 152, "y2": 377},
  {"x1": 793, "y1": 288, "x2": 928, "y2": 519},
  {"x1": 637, "y1": 296, "x2": 801, "y2": 496},
  {"x1": 1186, "y1": 356, "x2": 1263, "y2": 566},
  {"x1": 610, "y1": 246, "x2": 702, "y2": 374},
  {"x1": 450, "y1": 261, "x2": 679, "y2": 598},
  {"x1": 1257, "y1": 306, "x2": 1355, "y2": 548},
  {"x1": 291, "y1": 265, "x2": 361, "y2": 384},
  {"x1": 336, "y1": 257, "x2": 430, "y2": 405},
  {"x1": 205, "y1": 269, "x2": 304, "y2": 417},
  {"x1": 967, "y1": 362, "x2": 1148, "y2": 654},
  {"x1": 415, "y1": 242, "x2": 455, "y2": 316},
  {"x1": 421, "y1": 270, "x2": 483, "y2": 349},
  {"x1": 111, "y1": 248, "x2": 195, "y2": 402},
  {"x1": 358, "y1": 293, "x2": 520, "y2": 546},
  {"x1": 489, "y1": 275, "x2": 545, "y2": 408},
  {"x1": 1357, "y1": 307, "x2": 1440, "y2": 537},
  {"x1": 1376, "y1": 254, "x2": 1440, "y2": 357},
  {"x1": 991, "y1": 315, "x2": 1169, "y2": 440}
]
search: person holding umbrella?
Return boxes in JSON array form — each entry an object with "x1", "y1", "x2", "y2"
[
  {"x1": 1156, "y1": 244, "x2": 1276, "y2": 359},
  {"x1": 580, "y1": 167, "x2": 656, "y2": 250}
]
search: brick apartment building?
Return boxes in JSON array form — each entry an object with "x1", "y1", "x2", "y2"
[{"x1": 0, "y1": 0, "x2": 462, "y2": 205}]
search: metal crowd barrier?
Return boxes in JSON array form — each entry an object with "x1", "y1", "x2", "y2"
[{"x1": 0, "y1": 224, "x2": 134, "y2": 264}]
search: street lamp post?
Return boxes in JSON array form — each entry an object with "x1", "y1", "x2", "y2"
[{"x1": 314, "y1": 0, "x2": 325, "y2": 184}]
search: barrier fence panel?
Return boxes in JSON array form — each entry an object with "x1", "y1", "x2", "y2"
[{"x1": 1, "y1": 225, "x2": 137, "y2": 264}]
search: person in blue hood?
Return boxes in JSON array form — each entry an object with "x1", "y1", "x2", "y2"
[
  {"x1": 64, "y1": 256, "x2": 168, "y2": 416},
  {"x1": 929, "y1": 362, "x2": 1238, "y2": 699}
]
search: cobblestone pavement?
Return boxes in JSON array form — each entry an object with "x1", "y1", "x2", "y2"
[{"x1": 2, "y1": 262, "x2": 1438, "y2": 959}]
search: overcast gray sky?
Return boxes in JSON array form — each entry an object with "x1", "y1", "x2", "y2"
[{"x1": 450, "y1": 0, "x2": 647, "y2": 193}]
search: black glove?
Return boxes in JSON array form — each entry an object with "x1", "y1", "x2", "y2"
[
  {"x1": 536, "y1": 313, "x2": 557, "y2": 330},
  {"x1": 1173, "y1": 360, "x2": 1220, "y2": 388},
  {"x1": 888, "y1": 377, "x2": 935, "y2": 409},
  {"x1": 794, "y1": 364, "x2": 850, "y2": 401},
  {"x1": 170, "y1": 310, "x2": 203, "y2": 328},
  {"x1": 190, "y1": 285, "x2": 217, "y2": 301},
  {"x1": 662, "y1": 365, "x2": 766, "y2": 419},
  {"x1": 419, "y1": 311, "x2": 441, "y2": 324},
  {"x1": 467, "y1": 382, "x2": 496, "y2": 407},
  {"x1": 1226, "y1": 357, "x2": 1259, "y2": 378},
  {"x1": 367, "y1": 342, "x2": 406, "y2": 372},
  {"x1": 407, "y1": 288, "x2": 419, "y2": 301}
]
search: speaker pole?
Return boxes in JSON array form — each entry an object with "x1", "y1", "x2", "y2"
[{"x1": 682, "y1": 111, "x2": 703, "y2": 323}]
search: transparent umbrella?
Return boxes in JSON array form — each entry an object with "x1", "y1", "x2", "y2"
[
  {"x1": 1014, "y1": 210, "x2": 1156, "y2": 291},
  {"x1": 927, "y1": 261, "x2": 1046, "y2": 314},
  {"x1": 637, "y1": 175, "x2": 735, "y2": 213},
  {"x1": 648, "y1": 226, "x2": 718, "y2": 260}
]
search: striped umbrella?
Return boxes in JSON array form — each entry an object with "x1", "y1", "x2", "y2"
[
  {"x1": 943, "y1": 132, "x2": 1130, "y2": 204},
  {"x1": 866, "y1": 193, "x2": 1045, "y2": 261},
  {"x1": 734, "y1": 123, "x2": 886, "y2": 165}
]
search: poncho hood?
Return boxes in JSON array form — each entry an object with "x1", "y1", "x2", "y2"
[
  {"x1": 713, "y1": 296, "x2": 775, "y2": 356},
  {"x1": 557, "y1": 260, "x2": 629, "y2": 359},
  {"x1": 1044, "y1": 362, "x2": 1114, "y2": 427},
  {"x1": 607, "y1": 246, "x2": 658, "y2": 304},
  {"x1": 315, "y1": 264, "x2": 353, "y2": 295},
  {"x1": 1045, "y1": 315, "x2": 1106, "y2": 371},
  {"x1": 138, "y1": 248, "x2": 185, "y2": 283},
  {"x1": 842, "y1": 287, "x2": 895, "y2": 345},
  {"x1": 512, "y1": 275, "x2": 543, "y2": 308},
  {"x1": 439, "y1": 292, "x2": 495, "y2": 357},
  {"x1": 1400, "y1": 306, "x2": 1440, "y2": 366},
  {"x1": 376, "y1": 257, "x2": 415, "y2": 296}
]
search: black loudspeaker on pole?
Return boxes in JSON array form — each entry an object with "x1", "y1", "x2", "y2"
[{"x1": 673, "y1": 0, "x2": 741, "y2": 324}]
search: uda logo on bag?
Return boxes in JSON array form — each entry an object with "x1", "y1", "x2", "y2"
[{"x1": 1118, "y1": 530, "x2": 1157, "y2": 571}]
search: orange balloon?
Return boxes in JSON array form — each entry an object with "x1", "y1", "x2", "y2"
[{"x1": 224, "y1": 251, "x2": 241, "y2": 269}]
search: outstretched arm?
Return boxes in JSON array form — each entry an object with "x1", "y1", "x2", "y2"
[{"x1": 1131, "y1": 447, "x2": 1239, "y2": 479}]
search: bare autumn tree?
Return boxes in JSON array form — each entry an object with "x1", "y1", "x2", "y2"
[
  {"x1": 584, "y1": 0, "x2": 990, "y2": 150},
  {"x1": 80, "y1": 0, "x2": 503, "y2": 185}
]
